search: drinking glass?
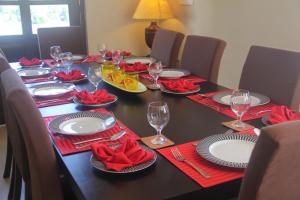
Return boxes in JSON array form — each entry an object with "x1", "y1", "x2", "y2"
[
  {"x1": 97, "y1": 44, "x2": 107, "y2": 59},
  {"x1": 230, "y1": 89, "x2": 251, "y2": 128},
  {"x1": 112, "y1": 50, "x2": 123, "y2": 67},
  {"x1": 61, "y1": 52, "x2": 73, "y2": 73},
  {"x1": 147, "y1": 61, "x2": 163, "y2": 90},
  {"x1": 88, "y1": 66, "x2": 102, "y2": 92},
  {"x1": 50, "y1": 46, "x2": 62, "y2": 67},
  {"x1": 147, "y1": 101, "x2": 170, "y2": 145}
]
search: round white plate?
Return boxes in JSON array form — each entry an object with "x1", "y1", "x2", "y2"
[
  {"x1": 90, "y1": 144, "x2": 157, "y2": 174},
  {"x1": 196, "y1": 134, "x2": 257, "y2": 168},
  {"x1": 124, "y1": 57, "x2": 153, "y2": 65},
  {"x1": 160, "y1": 68, "x2": 190, "y2": 79},
  {"x1": 212, "y1": 91, "x2": 270, "y2": 107},
  {"x1": 73, "y1": 95, "x2": 118, "y2": 107},
  {"x1": 30, "y1": 83, "x2": 75, "y2": 98},
  {"x1": 18, "y1": 68, "x2": 51, "y2": 78},
  {"x1": 72, "y1": 54, "x2": 86, "y2": 61},
  {"x1": 48, "y1": 111, "x2": 116, "y2": 136}
]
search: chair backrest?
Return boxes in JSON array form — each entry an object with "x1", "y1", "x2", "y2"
[
  {"x1": 0, "y1": 55, "x2": 11, "y2": 124},
  {"x1": 37, "y1": 26, "x2": 87, "y2": 59},
  {"x1": 1, "y1": 69, "x2": 29, "y2": 181},
  {"x1": 181, "y1": 35, "x2": 226, "y2": 83},
  {"x1": 4, "y1": 69, "x2": 63, "y2": 200},
  {"x1": 238, "y1": 120, "x2": 300, "y2": 200},
  {"x1": 239, "y1": 45, "x2": 300, "y2": 110},
  {"x1": 0, "y1": 53, "x2": 10, "y2": 73},
  {"x1": 150, "y1": 29, "x2": 184, "y2": 67}
]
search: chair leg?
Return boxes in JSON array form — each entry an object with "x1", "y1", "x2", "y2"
[
  {"x1": 25, "y1": 181, "x2": 32, "y2": 200},
  {"x1": 3, "y1": 137, "x2": 12, "y2": 178},
  {"x1": 7, "y1": 160, "x2": 15, "y2": 200},
  {"x1": 7, "y1": 161, "x2": 22, "y2": 200}
]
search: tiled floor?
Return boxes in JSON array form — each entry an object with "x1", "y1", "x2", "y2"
[{"x1": 0, "y1": 125, "x2": 10, "y2": 200}]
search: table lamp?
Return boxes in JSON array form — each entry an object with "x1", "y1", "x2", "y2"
[{"x1": 133, "y1": 0, "x2": 173, "y2": 48}]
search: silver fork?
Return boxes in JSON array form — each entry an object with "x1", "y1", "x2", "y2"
[
  {"x1": 170, "y1": 147, "x2": 210, "y2": 178},
  {"x1": 249, "y1": 109, "x2": 272, "y2": 116},
  {"x1": 192, "y1": 129, "x2": 234, "y2": 146}
]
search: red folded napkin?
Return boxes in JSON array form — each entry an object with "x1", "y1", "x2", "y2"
[
  {"x1": 268, "y1": 106, "x2": 300, "y2": 124},
  {"x1": 120, "y1": 62, "x2": 147, "y2": 72},
  {"x1": 121, "y1": 51, "x2": 131, "y2": 57},
  {"x1": 161, "y1": 79, "x2": 198, "y2": 92},
  {"x1": 105, "y1": 51, "x2": 113, "y2": 58},
  {"x1": 82, "y1": 55, "x2": 101, "y2": 63},
  {"x1": 91, "y1": 138, "x2": 155, "y2": 171},
  {"x1": 76, "y1": 90, "x2": 116, "y2": 105},
  {"x1": 19, "y1": 57, "x2": 42, "y2": 66},
  {"x1": 55, "y1": 70, "x2": 85, "y2": 81}
]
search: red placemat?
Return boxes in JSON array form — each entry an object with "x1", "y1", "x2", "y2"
[
  {"x1": 139, "y1": 73, "x2": 206, "y2": 84},
  {"x1": 34, "y1": 91, "x2": 75, "y2": 108},
  {"x1": 158, "y1": 142, "x2": 244, "y2": 188},
  {"x1": 187, "y1": 91, "x2": 277, "y2": 121},
  {"x1": 44, "y1": 108, "x2": 141, "y2": 155}
]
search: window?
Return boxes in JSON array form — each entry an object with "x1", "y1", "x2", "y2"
[{"x1": 0, "y1": 5, "x2": 22, "y2": 35}]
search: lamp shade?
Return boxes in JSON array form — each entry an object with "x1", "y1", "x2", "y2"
[{"x1": 133, "y1": 0, "x2": 173, "y2": 20}]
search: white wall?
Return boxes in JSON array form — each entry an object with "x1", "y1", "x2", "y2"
[{"x1": 85, "y1": 0, "x2": 300, "y2": 88}]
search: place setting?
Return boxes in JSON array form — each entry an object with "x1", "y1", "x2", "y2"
[{"x1": 44, "y1": 108, "x2": 141, "y2": 155}]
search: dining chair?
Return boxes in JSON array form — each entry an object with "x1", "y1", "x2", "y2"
[
  {"x1": 3, "y1": 69, "x2": 64, "y2": 200},
  {"x1": 150, "y1": 29, "x2": 184, "y2": 67},
  {"x1": 37, "y1": 26, "x2": 87, "y2": 59},
  {"x1": 238, "y1": 120, "x2": 300, "y2": 200},
  {"x1": 180, "y1": 35, "x2": 226, "y2": 83},
  {"x1": 239, "y1": 45, "x2": 300, "y2": 111}
]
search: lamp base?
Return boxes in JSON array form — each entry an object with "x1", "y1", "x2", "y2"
[{"x1": 145, "y1": 22, "x2": 160, "y2": 49}]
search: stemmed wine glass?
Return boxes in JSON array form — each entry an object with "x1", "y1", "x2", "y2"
[
  {"x1": 230, "y1": 89, "x2": 251, "y2": 128},
  {"x1": 50, "y1": 46, "x2": 62, "y2": 67},
  {"x1": 147, "y1": 61, "x2": 163, "y2": 90},
  {"x1": 147, "y1": 101, "x2": 170, "y2": 145},
  {"x1": 60, "y1": 52, "x2": 73, "y2": 73},
  {"x1": 112, "y1": 50, "x2": 123, "y2": 68},
  {"x1": 88, "y1": 66, "x2": 102, "y2": 92},
  {"x1": 97, "y1": 44, "x2": 107, "y2": 59}
]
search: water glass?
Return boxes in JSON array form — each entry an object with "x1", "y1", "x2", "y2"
[
  {"x1": 112, "y1": 50, "x2": 123, "y2": 67},
  {"x1": 50, "y1": 46, "x2": 62, "y2": 67},
  {"x1": 147, "y1": 101, "x2": 170, "y2": 145},
  {"x1": 230, "y1": 89, "x2": 251, "y2": 128},
  {"x1": 97, "y1": 44, "x2": 107, "y2": 59},
  {"x1": 88, "y1": 66, "x2": 102, "y2": 92},
  {"x1": 61, "y1": 52, "x2": 73, "y2": 73},
  {"x1": 147, "y1": 61, "x2": 163, "y2": 90}
]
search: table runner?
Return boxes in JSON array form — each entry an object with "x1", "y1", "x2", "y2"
[
  {"x1": 44, "y1": 108, "x2": 140, "y2": 155},
  {"x1": 158, "y1": 141, "x2": 244, "y2": 188},
  {"x1": 139, "y1": 73, "x2": 206, "y2": 84},
  {"x1": 187, "y1": 91, "x2": 277, "y2": 121}
]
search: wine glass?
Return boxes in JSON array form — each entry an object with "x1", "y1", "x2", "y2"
[
  {"x1": 50, "y1": 46, "x2": 62, "y2": 67},
  {"x1": 88, "y1": 66, "x2": 102, "y2": 92},
  {"x1": 147, "y1": 101, "x2": 170, "y2": 145},
  {"x1": 230, "y1": 89, "x2": 251, "y2": 128},
  {"x1": 112, "y1": 50, "x2": 123, "y2": 67},
  {"x1": 97, "y1": 44, "x2": 107, "y2": 59},
  {"x1": 61, "y1": 52, "x2": 73, "y2": 73},
  {"x1": 147, "y1": 61, "x2": 163, "y2": 90}
]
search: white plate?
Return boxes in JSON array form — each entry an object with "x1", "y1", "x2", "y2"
[
  {"x1": 18, "y1": 68, "x2": 51, "y2": 78},
  {"x1": 30, "y1": 83, "x2": 75, "y2": 98},
  {"x1": 212, "y1": 91, "x2": 270, "y2": 107},
  {"x1": 124, "y1": 57, "x2": 153, "y2": 65},
  {"x1": 160, "y1": 68, "x2": 190, "y2": 79},
  {"x1": 196, "y1": 134, "x2": 257, "y2": 168},
  {"x1": 160, "y1": 86, "x2": 200, "y2": 95},
  {"x1": 48, "y1": 111, "x2": 116, "y2": 136},
  {"x1": 72, "y1": 54, "x2": 86, "y2": 61}
]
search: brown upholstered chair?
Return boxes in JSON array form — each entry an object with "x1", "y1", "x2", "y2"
[
  {"x1": 238, "y1": 120, "x2": 300, "y2": 200},
  {"x1": 3, "y1": 69, "x2": 63, "y2": 200},
  {"x1": 1, "y1": 69, "x2": 29, "y2": 200},
  {"x1": 37, "y1": 26, "x2": 87, "y2": 59},
  {"x1": 239, "y1": 45, "x2": 300, "y2": 111},
  {"x1": 150, "y1": 29, "x2": 184, "y2": 67},
  {"x1": 180, "y1": 35, "x2": 226, "y2": 83}
]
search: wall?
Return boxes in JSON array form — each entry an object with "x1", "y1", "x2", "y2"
[{"x1": 85, "y1": 0, "x2": 300, "y2": 88}]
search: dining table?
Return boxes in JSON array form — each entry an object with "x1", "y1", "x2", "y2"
[{"x1": 16, "y1": 61, "x2": 265, "y2": 200}]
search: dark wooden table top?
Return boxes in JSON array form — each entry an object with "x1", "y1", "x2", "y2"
[{"x1": 36, "y1": 63, "x2": 264, "y2": 200}]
